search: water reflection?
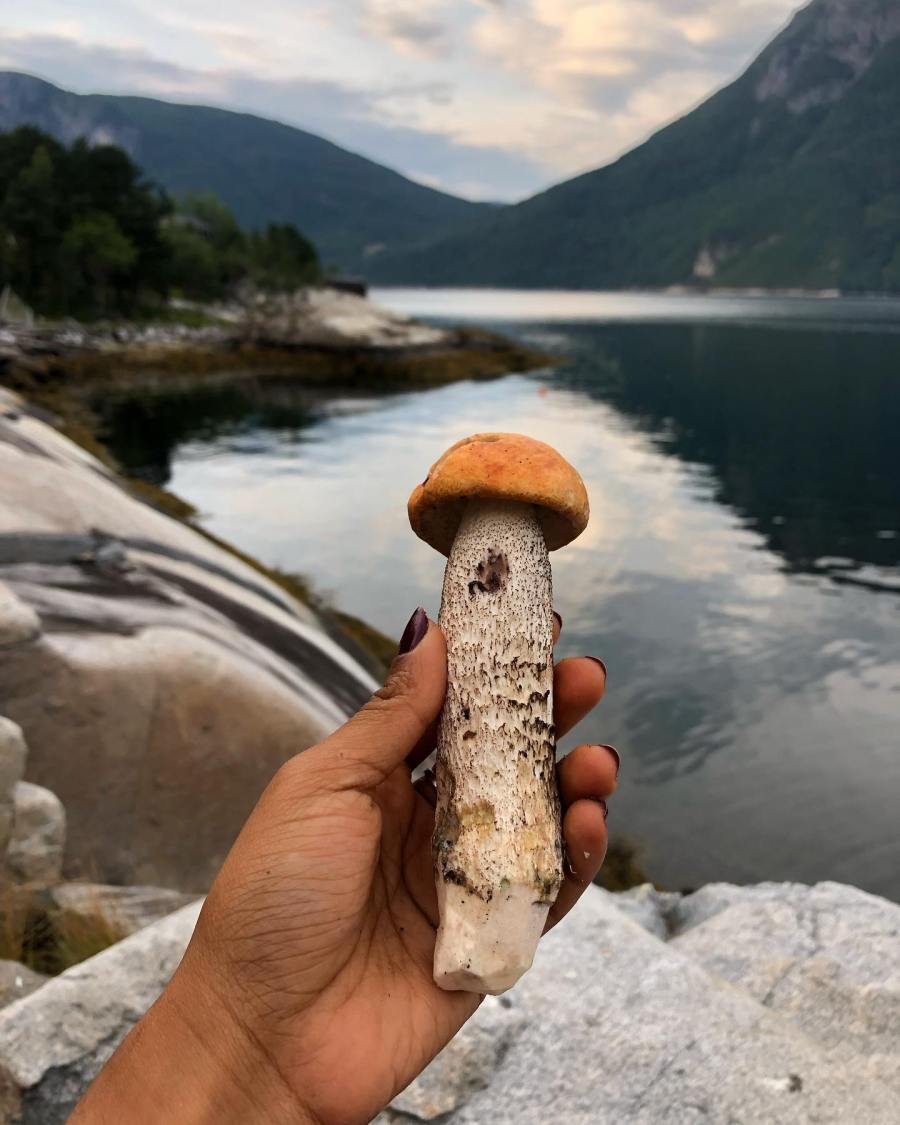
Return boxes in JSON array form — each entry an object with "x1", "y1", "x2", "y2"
[
  {"x1": 549, "y1": 322, "x2": 900, "y2": 577},
  {"x1": 99, "y1": 303, "x2": 900, "y2": 899},
  {"x1": 97, "y1": 379, "x2": 319, "y2": 485}
]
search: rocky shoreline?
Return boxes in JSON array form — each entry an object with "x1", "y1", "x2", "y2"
[{"x1": 0, "y1": 287, "x2": 551, "y2": 395}]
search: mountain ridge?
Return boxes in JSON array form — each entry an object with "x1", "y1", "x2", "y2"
[
  {"x1": 0, "y1": 71, "x2": 494, "y2": 272},
  {"x1": 370, "y1": 0, "x2": 900, "y2": 292}
]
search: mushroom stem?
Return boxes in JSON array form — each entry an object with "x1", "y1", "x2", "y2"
[{"x1": 433, "y1": 498, "x2": 563, "y2": 995}]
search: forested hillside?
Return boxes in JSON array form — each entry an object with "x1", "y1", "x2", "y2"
[
  {"x1": 0, "y1": 72, "x2": 493, "y2": 273},
  {"x1": 372, "y1": 0, "x2": 900, "y2": 292}
]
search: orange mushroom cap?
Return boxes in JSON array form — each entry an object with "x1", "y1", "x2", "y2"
[{"x1": 408, "y1": 433, "x2": 589, "y2": 556}]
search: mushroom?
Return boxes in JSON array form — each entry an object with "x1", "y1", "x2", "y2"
[{"x1": 408, "y1": 433, "x2": 589, "y2": 994}]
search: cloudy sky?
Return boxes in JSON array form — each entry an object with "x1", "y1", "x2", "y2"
[{"x1": 0, "y1": 0, "x2": 802, "y2": 201}]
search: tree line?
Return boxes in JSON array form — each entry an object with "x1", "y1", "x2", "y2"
[{"x1": 0, "y1": 126, "x2": 321, "y2": 317}]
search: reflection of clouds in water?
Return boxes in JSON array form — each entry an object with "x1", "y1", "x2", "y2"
[{"x1": 164, "y1": 347, "x2": 900, "y2": 898}]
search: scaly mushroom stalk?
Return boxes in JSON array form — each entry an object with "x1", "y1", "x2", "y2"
[
  {"x1": 433, "y1": 499, "x2": 561, "y2": 994},
  {"x1": 408, "y1": 433, "x2": 589, "y2": 996}
]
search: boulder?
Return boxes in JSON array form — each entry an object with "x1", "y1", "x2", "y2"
[
  {"x1": 0, "y1": 402, "x2": 377, "y2": 891},
  {"x1": 390, "y1": 997, "x2": 525, "y2": 1121},
  {"x1": 383, "y1": 886, "x2": 900, "y2": 1124},
  {"x1": 605, "y1": 882, "x2": 682, "y2": 940},
  {"x1": 1, "y1": 886, "x2": 898, "y2": 1123},
  {"x1": 5, "y1": 782, "x2": 65, "y2": 885},
  {"x1": 0, "y1": 900, "x2": 202, "y2": 1124},
  {"x1": 46, "y1": 883, "x2": 195, "y2": 938},
  {"x1": 0, "y1": 718, "x2": 27, "y2": 857},
  {"x1": 0, "y1": 964, "x2": 46, "y2": 1010},
  {"x1": 668, "y1": 882, "x2": 900, "y2": 1092}
]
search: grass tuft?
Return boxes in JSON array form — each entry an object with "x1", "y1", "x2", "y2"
[{"x1": 0, "y1": 881, "x2": 128, "y2": 976}]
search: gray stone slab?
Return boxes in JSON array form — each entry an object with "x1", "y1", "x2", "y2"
[
  {"x1": 390, "y1": 887, "x2": 900, "y2": 1124},
  {"x1": 0, "y1": 900, "x2": 202, "y2": 1124},
  {"x1": 671, "y1": 881, "x2": 900, "y2": 1090}
]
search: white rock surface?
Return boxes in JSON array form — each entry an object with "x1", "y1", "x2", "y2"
[
  {"x1": 5, "y1": 782, "x2": 66, "y2": 885},
  {"x1": 0, "y1": 398, "x2": 377, "y2": 890},
  {"x1": 385, "y1": 884, "x2": 900, "y2": 1124},
  {"x1": 1, "y1": 885, "x2": 898, "y2": 1123},
  {"x1": 244, "y1": 288, "x2": 450, "y2": 350},
  {"x1": 668, "y1": 882, "x2": 900, "y2": 1092},
  {"x1": 0, "y1": 717, "x2": 27, "y2": 857},
  {"x1": 391, "y1": 996, "x2": 525, "y2": 1121},
  {"x1": 0, "y1": 900, "x2": 202, "y2": 1124}
]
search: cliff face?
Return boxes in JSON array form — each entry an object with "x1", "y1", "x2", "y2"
[
  {"x1": 0, "y1": 72, "x2": 138, "y2": 150},
  {"x1": 753, "y1": 0, "x2": 900, "y2": 112},
  {"x1": 372, "y1": 0, "x2": 900, "y2": 292}
]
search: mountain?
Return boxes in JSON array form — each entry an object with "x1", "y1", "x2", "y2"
[
  {"x1": 0, "y1": 71, "x2": 494, "y2": 272},
  {"x1": 372, "y1": 0, "x2": 900, "y2": 292}
]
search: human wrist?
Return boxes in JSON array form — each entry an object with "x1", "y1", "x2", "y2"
[{"x1": 72, "y1": 961, "x2": 314, "y2": 1124}]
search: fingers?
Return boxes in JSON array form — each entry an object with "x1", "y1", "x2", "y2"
[
  {"x1": 557, "y1": 743, "x2": 619, "y2": 808},
  {"x1": 553, "y1": 657, "x2": 607, "y2": 740},
  {"x1": 407, "y1": 652, "x2": 606, "y2": 772},
  {"x1": 308, "y1": 612, "x2": 447, "y2": 788},
  {"x1": 545, "y1": 799, "x2": 609, "y2": 931}
]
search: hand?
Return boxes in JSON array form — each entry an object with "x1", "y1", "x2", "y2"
[{"x1": 73, "y1": 611, "x2": 617, "y2": 1125}]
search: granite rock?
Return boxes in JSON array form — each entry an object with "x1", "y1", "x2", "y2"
[
  {"x1": 0, "y1": 718, "x2": 27, "y2": 857},
  {"x1": 1, "y1": 886, "x2": 898, "y2": 1123},
  {"x1": 390, "y1": 996, "x2": 525, "y2": 1121},
  {"x1": 5, "y1": 782, "x2": 65, "y2": 886},
  {"x1": 0, "y1": 900, "x2": 202, "y2": 1124},
  {"x1": 0, "y1": 964, "x2": 46, "y2": 1010},
  {"x1": 387, "y1": 886, "x2": 900, "y2": 1124},
  {"x1": 669, "y1": 881, "x2": 900, "y2": 1092},
  {"x1": 0, "y1": 402, "x2": 377, "y2": 891}
]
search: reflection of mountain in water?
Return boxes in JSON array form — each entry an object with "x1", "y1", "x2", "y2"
[
  {"x1": 96, "y1": 379, "x2": 322, "y2": 486},
  {"x1": 553, "y1": 322, "x2": 900, "y2": 578}
]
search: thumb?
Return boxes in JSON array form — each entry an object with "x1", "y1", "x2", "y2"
[{"x1": 312, "y1": 609, "x2": 447, "y2": 787}]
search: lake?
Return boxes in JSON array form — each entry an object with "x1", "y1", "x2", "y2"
[{"x1": 98, "y1": 291, "x2": 900, "y2": 900}]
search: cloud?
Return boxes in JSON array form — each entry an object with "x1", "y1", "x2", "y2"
[
  {"x1": 466, "y1": 0, "x2": 799, "y2": 176},
  {"x1": 0, "y1": 0, "x2": 803, "y2": 198},
  {"x1": 0, "y1": 30, "x2": 545, "y2": 200},
  {"x1": 360, "y1": 1, "x2": 451, "y2": 58}
]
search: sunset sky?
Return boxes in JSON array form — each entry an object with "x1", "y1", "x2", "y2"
[{"x1": 0, "y1": 0, "x2": 802, "y2": 200}]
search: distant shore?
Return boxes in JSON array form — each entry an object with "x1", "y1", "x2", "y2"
[{"x1": 0, "y1": 287, "x2": 551, "y2": 395}]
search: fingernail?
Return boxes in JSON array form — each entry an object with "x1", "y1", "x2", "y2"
[
  {"x1": 586, "y1": 656, "x2": 608, "y2": 680},
  {"x1": 594, "y1": 798, "x2": 609, "y2": 821},
  {"x1": 601, "y1": 745, "x2": 620, "y2": 776},
  {"x1": 399, "y1": 607, "x2": 429, "y2": 655},
  {"x1": 552, "y1": 611, "x2": 563, "y2": 631}
]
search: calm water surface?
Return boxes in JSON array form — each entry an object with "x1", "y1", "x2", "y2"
[{"x1": 100, "y1": 292, "x2": 900, "y2": 899}]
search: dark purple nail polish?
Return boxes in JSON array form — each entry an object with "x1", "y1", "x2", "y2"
[
  {"x1": 601, "y1": 745, "x2": 620, "y2": 776},
  {"x1": 553, "y1": 611, "x2": 563, "y2": 631},
  {"x1": 399, "y1": 607, "x2": 429, "y2": 655},
  {"x1": 586, "y1": 656, "x2": 608, "y2": 680}
]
